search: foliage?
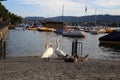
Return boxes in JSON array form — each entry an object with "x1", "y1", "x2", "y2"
[{"x1": 0, "y1": 2, "x2": 22, "y2": 24}]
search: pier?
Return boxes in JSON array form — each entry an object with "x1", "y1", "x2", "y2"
[{"x1": 0, "y1": 22, "x2": 9, "y2": 60}]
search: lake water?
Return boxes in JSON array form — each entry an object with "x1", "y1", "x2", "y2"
[{"x1": 6, "y1": 29, "x2": 120, "y2": 59}]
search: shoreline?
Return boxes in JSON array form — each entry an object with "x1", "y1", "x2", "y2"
[{"x1": 0, "y1": 56, "x2": 120, "y2": 80}]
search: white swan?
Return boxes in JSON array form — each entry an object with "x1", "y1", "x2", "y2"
[
  {"x1": 41, "y1": 42, "x2": 54, "y2": 61},
  {"x1": 54, "y1": 38, "x2": 68, "y2": 59}
]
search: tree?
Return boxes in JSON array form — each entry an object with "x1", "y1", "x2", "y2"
[{"x1": 0, "y1": 2, "x2": 22, "y2": 24}]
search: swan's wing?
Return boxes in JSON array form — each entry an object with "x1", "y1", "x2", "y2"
[
  {"x1": 41, "y1": 48, "x2": 54, "y2": 58},
  {"x1": 54, "y1": 49, "x2": 66, "y2": 56}
]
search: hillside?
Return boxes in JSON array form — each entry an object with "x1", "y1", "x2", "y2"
[
  {"x1": 0, "y1": 2, "x2": 22, "y2": 24},
  {"x1": 23, "y1": 15, "x2": 120, "y2": 26},
  {"x1": 23, "y1": 15, "x2": 120, "y2": 23}
]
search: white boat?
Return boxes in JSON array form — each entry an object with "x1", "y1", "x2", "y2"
[{"x1": 90, "y1": 30, "x2": 98, "y2": 34}]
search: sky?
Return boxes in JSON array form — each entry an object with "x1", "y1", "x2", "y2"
[{"x1": 1, "y1": 0, "x2": 120, "y2": 17}]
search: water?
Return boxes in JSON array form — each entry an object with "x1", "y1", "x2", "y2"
[{"x1": 6, "y1": 29, "x2": 120, "y2": 59}]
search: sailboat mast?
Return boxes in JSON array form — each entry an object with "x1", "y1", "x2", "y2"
[
  {"x1": 62, "y1": 5, "x2": 64, "y2": 22},
  {"x1": 95, "y1": 8, "x2": 97, "y2": 26}
]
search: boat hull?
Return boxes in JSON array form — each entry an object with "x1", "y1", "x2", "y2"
[
  {"x1": 99, "y1": 40, "x2": 120, "y2": 44},
  {"x1": 62, "y1": 31, "x2": 85, "y2": 38}
]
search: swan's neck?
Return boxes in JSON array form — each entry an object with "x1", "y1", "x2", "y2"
[{"x1": 56, "y1": 40, "x2": 59, "y2": 50}]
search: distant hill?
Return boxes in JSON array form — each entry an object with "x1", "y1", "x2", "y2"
[
  {"x1": 23, "y1": 17, "x2": 45, "y2": 21},
  {"x1": 23, "y1": 15, "x2": 120, "y2": 23},
  {"x1": 47, "y1": 15, "x2": 120, "y2": 23}
]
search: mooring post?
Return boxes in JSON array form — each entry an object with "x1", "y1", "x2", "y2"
[
  {"x1": 72, "y1": 39, "x2": 83, "y2": 56},
  {"x1": 72, "y1": 39, "x2": 78, "y2": 56}
]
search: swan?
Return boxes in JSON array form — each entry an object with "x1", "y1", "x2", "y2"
[
  {"x1": 54, "y1": 38, "x2": 68, "y2": 59},
  {"x1": 41, "y1": 42, "x2": 54, "y2": 61}
]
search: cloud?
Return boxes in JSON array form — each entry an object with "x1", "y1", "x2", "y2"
[
  {"x1": 19, "y1": 0, "x2": 79, "y2": 7},
  {"x1": 18, "y1": 0, "x2": 86, "y2": 9},
  {"x1": 14, "y1": 0, "x2": 120, "y2": 17},
  {"x1": 95, "y1": 0, "x2": 120, "y2": 7},
  {"x1": 17, "y1": 0, "x2": 87, "y2": 16}
]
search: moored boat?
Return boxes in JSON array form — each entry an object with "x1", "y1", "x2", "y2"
[
  {"x1": 28, "y1": 27, "x2": 37, "y2": 31},
  {"x1": 37, "y1": 27, "x2": 55, "y2": 32},
  {"x1": 62, "y1": 30, "x2": 85, "y2": 38},
  {"x1": 89, "y1": 30, "x2": 98, "y2": 34},
  {"x1": 54, "y1": 28, "x2": 64, "y2": 34},
  {"x1": 99, "y1": 31, "x2": 120, "y2": 44}
]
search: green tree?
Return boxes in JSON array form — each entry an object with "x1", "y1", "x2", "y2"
[{"x1": 0, "y1": 2, "x2": 22, "y2": 24}]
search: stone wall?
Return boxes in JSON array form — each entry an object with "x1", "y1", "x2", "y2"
[{"x1": 0, "y1": 26, "x2": 9, "y2": 60}]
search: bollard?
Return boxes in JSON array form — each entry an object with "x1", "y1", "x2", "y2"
[
  {"x1": 71, "y1": 39, "x2": 83, "y2": 56},
  {"x1": 72, "y1": 39, "x2": 78, "y2": 56}
]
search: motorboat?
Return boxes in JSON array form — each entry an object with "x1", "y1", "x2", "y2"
[
  {"x1": 54, "y1": 28, "x2": 64, "y2": 34},
  {"x1": 99, "y1": 31, "x2": 120, "y2": 44}
]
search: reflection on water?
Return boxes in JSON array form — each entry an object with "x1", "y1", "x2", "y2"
[
  {"x1": 99, "y1": 43, "x2": 120, "y2": 59},
  {"x1": 99, "y1": 43, "x2": 120, "y2": 52},
  {"x1": 6, "y1": 29, "x2": 120, "y2": 59}
]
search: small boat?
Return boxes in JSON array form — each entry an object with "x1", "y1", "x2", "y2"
[
  {"x1": 89, "y1": 30, "x2": 98, "y2": 34},
  {"x1": 105, "y1": 28, "x2": 114, "y2": 33},
  {"x1": 99, "y1": 31, "x2": 120, "y2": 44},
  {"x1": 28, "y1": 27, "x2": 37, "y2": 31},
  {"x1": 62, "y1": 30, "x2": 85, "y2": 38},
  {"x1": 37, "y1": 27, "x2": 55, "y2": 32},
  {"x1": 54, "y1": 28, "x2": 64, "y2": 34},
  {"x1": 89, "y1": 27, "x2": 98, "y2": 34},
  {"x1": 97, "y1": 28, "x2": 106, "y2": 33}
]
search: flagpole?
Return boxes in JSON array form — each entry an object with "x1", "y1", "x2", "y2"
[
  {"x1": 95, "y1": 8, "x2": 97, "y2": 26},
  {"x1": 85, "y1": 6, "x2": 87, "y2": 27},
  {"x1": 85, "y1": 6, "x2": 87, "y2": 16}
]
